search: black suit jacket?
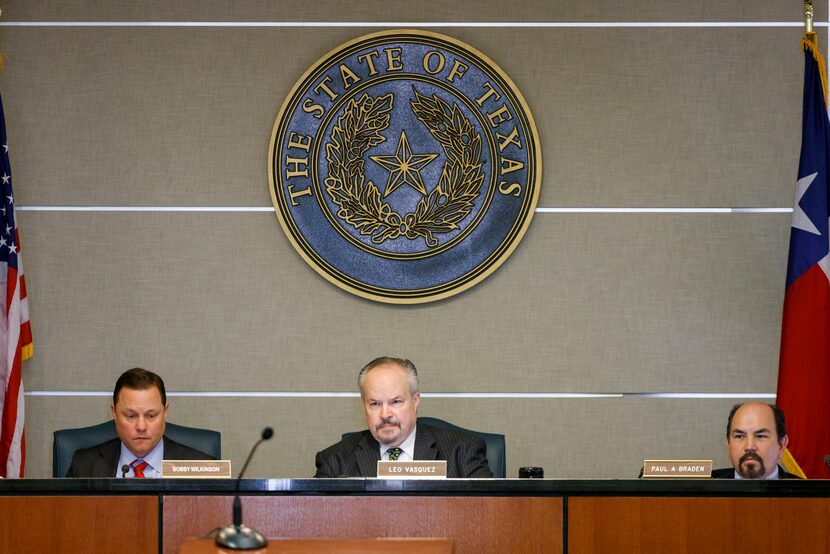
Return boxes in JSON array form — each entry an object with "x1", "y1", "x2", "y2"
[
  {"x1": 711, "y1": 465, "x2": 803, "y2": 479},
  {"x1": 314, "y1": 423, "x2": 493, "y2": 478},
  {"x1": 65, "y1": 436, "x2": 214, "y2": 477}
]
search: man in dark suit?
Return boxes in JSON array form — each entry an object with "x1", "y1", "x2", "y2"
[
  {"x1": 314, "y1": 357, "x2": 492, "y2": 478},
  {"x1": 711, "y1": 402, "x2": 803, "y2": 479},
  {"x1": 66, "y1": 368, "x2": 213, "y2": 477}
]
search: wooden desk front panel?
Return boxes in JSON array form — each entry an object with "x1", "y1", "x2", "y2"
[
  {"x1": 0, "y1": 495, "x2": 157, "y2": 554},
  {"x1": 569, "y1": 497, "x2": 830, "y2": 553},
  {"x1": 178, "y1": 537, "x2": 454, "y2": 553},
  {"x1": 163, "y1": 496, "x2": 563, "y2": 554}
]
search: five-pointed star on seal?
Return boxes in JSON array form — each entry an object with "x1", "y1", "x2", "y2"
[{"x1": 369, "y1": 130, "x2": 439, "y2": 197}]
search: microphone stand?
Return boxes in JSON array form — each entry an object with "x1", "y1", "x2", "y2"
[{"x1": 215, "y1": 427, "x2": 273, "y2": 550}]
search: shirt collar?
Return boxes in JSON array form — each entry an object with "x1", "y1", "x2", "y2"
[
  {"x1": 379, "y1": 425, "x2": 417, "y2": 461},
  {"x1": 117, "y1": 438, "x2": 165, "y2": 478}
]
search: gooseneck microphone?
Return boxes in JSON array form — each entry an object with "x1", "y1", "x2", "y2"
[
  {"x1": 215, "y1": 427, "x2": 274, "y2": 550},
  {"x1": 121, "y1": 464, "x2": 130, "y2": 478}
]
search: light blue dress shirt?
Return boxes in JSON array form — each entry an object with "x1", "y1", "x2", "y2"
[{"x1": 116, "y1": 439, "x2": 164, "y2": 478}]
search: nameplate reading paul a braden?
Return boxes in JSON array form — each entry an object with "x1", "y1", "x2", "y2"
[
  {"x1": 642, "y1": 460, "x2": 713, "y2": 479},
  {"x1": 161, "y1": 460, "x2": 232, "y2": 479},
  {"x1": 377, "y1": 460, "x2": 448, "y2": 479}
]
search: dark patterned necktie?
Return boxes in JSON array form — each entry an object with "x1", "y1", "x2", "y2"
[
  {"x1": 130, "y1": 459, "x2": 149, "y2": 478},
  {"x1": 386, "y1": 447, "x2": 403, "y2": 461}
]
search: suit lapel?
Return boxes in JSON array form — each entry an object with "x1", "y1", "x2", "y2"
[
  {"x1": 355, "y1": 432, "x2": 381, "y2": 477},
  {"x1": 414, "y1": 424, "x2": 439, "y2": 461},
  {"x1": 162, "y1": 436, "x2": 178, "y2": 459},
  {"x1": 97, "y1": 438, "x2": 122, "y2": 477},
  {"x1": 352, "y1": 427, "x2": 440, "y2": 475}
]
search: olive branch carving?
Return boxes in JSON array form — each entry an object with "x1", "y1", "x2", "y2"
[{"x1": 324, "y1": 89, "x2": 484, "y2": 247}]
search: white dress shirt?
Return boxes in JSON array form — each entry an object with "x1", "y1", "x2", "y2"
[{"x1": 380, "y1": 425, "x2": 417, "y2": 461}]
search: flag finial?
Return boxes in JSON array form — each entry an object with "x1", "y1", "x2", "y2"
[{"x1": 805, "y1": 0, "x2": 814, "y2": 35}]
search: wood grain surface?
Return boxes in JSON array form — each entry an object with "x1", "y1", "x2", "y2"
[
  {"x1": 569, "y1": 497, "x2": 830, "y2": 553},
  {"x1": 178, "y1": 537, "x2": 454, "y2": 554},
  {"x1": 164, "y1": 495, "x2": 562, "y2": 554},
  {"x1": 0, "y1": 495, "x2": 157, "y2": 554}
]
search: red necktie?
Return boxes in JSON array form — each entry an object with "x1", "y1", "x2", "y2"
[{"x1": 130, "y1": 459, "x2": 149, "y2": 478}]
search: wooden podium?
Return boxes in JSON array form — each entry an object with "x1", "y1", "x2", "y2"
[{"x1": 164, "y1": 495, "x2": 558, "y2": 553}]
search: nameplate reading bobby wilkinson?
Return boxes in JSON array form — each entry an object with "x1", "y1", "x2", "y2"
[
  {"x1": 161, "y1": 460, "x2": 232, "y2": 479},
  {"x1": 642, "y1": 460, "x2": 713, "y2": 479},
  {"x1": 377, "y1": 460, "x2": 448, "y2": 479},
  {"x1": 269, "y1": 30, "x2": 541, "y2": 303}
]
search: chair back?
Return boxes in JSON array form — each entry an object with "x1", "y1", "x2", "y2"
[
  {"x1": 417, "y1": 416, "x2": 506, "y2": 478},
  {"x1": 53, "y1": 420, "x2": 221, "y2": 477}
]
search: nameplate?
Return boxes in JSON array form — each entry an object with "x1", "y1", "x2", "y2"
[
  {"x1": 642, "y1": 459, "x2": 713, "y2": 478},
  {"x1": 376, "y1": 460, "x2": 448, "y2": 479},
  {"x1": 161, "y1": 459, "x2": 232, "y2": 478}
]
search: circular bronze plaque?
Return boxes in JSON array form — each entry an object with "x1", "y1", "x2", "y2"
[{"x1": 269, "y1": 30, "x2": 541, "y2": 303}]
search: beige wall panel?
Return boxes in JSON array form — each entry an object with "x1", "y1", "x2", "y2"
[
  {"x1": 4, "y1": 1, "x2": 815, "y2": 23},
  {"x1": 27, "y1": 394, "x2": 752, "y2": 479},
  {"x1": 2, "y1": 0, "x2": 809, "y2": 488},
  {"x1": 2, "y1": 26, "x2": 287, "y2": 208},
  {"x1": 19, "y1": 210, "x2": 788, "y2": 394},
  {"x1": 522, "y1": 27, "x2": 804, "y2": 208},
  {"x1": 1, "y1": 26, "x2": 808, "y2": 208}
]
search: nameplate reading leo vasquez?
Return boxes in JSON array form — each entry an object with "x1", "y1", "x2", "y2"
[
  {"x1": 161, "y1": 460, "x2": 232, "y2": 479},
  {"x1": 377, "y1": 460, "x2": 448, "y2": 479}
]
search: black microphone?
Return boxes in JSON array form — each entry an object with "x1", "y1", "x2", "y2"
[
  {"x1": 121, "y1": 464, "x2": 130, "y2": 478},
  {"x1": 215, "y1": 427, "x2": 273, "y2": 550}
]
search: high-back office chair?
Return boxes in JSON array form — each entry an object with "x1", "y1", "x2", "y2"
[
  {"x1": 341, "y1": 416, "x2": 506, "y2": 478},
  {"x1": 417, "y1": 416, "x2": 506, "y2": 478},
  {"x1": 53, "y1": 420, "x2": 221, "y2": 477}
]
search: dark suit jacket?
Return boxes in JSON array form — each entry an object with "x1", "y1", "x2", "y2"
[
  {"x1": 65, "y1": 436, "x2": 214, "y2": 477},
  {"x1": 314, "y1": 423, "x2": 493, "y2": 478},
  {"x1": 711, "y1": 465, "x2": 803, "y2": 479}
]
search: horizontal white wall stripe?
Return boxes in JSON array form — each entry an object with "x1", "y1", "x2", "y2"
[
  {"x1": 430, "y1": 392, "x2": 624, "y2": 398},
  {"x1": 631, "y1": 392, "x2": 776, "y2": 399},
  {"x1": 24, "y1": 390, "x2": 775, "y2": 399},
  {"x1": 16, "y1": 206, "x2": 275, "y2": 212},
  {"x1": 0, "y1": 21, "x2": 815, "y2": 28},
  {"x1": 535, "y1": 207, "x2": 793, "y2": 213},
  {"x1": 16, "y1": 206, "x2": 794, "y2": 214}
]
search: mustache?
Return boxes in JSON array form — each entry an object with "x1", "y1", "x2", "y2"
[
  {"x1": 739, "y1": 452, "x2": 762, "y2": 464},
  {"x1": 376, "y1": 417, "x2": 400, "y2": 430}
]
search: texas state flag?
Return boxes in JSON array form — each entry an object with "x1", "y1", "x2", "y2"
[{"x1": 776, "y1": 35, "x2": 830, "y2": 479}]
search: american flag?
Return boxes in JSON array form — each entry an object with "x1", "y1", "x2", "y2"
[{"x1": 0, "y1": 93, "x2": 33, "y2": 478}]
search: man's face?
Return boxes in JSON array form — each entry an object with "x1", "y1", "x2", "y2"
[
  {"x1": 361, "y1": 363, "x2": 420, "y2": 447},
  {"x1": 727, "y1": 403, "x2": 788, "y2": 479},
  {"x1": 112, "y1": 386, "x2": 168, "y2": 458}
]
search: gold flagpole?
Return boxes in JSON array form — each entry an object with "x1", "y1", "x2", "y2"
[
  {"x1": 805, "y1": 0, "x2": 815, "y2": 41},
  {"x1": 802, "y1": 0, "x2": 826, "y2": 104}
]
